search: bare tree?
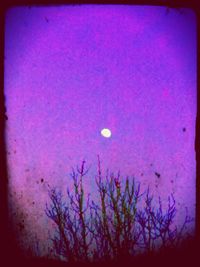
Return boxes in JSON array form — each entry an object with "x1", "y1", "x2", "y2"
[{"x1": 45, "y1": 158, "x2": 193, "y2": 263}]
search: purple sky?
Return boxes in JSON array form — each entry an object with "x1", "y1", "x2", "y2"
[{"x1": 5, "y1": 5, "x2": 196, "y2": 255}]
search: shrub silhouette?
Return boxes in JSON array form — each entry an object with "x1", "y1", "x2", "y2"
[{"x1": 45, "y1": 157, "x2": 193, "y2": 264}]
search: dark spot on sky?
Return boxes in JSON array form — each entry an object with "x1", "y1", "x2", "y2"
[
  {"x1": 41, "y1": 178, "x2": 44, "y2": 183},
  {"x1": 45, "y1": 17, "x2": 49, "y2": 23},
  {"x1": 32, "y1": 202, "x2": 35, "y2": 205},
  {"x1": 18, "y1": 222, "x2": 25, "y2": 231},
  {"x1": 25, "y1": 169, "x2": 30, "y2": 172},
  {"x1": 171, "y1": 180, "x2": 174, "y2": 183},
  {"x1": 14, "y1": 150, "x2": 16, "y2": 154},
  {"x1": 155, "y1": 172, "x2": 160, "y2": 178},
  {"x1": 141, "y1": 173, "x2": 143, "y2": 176},
  {"x1": 150, "y1": 164, "x2": 153, "y2": 167},
  {"x1": 182, "y1": 127, "x2": 186, "y2": 132}
]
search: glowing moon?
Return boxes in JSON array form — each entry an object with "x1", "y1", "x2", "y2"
[{"x1": 101, "y1": 128, "x2": 112, "y2": 138}]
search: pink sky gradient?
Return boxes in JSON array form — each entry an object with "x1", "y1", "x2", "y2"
[{"x1": 5, "y1": 5, "x2": 196, "y2": 256}]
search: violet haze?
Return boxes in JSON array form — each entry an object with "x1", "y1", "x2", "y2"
[{"x1": 5, "y1": 5, "x2": 196, "y2": 255}]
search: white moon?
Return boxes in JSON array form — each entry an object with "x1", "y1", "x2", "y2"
[{"x1": 101, "y1": 128, "x2": 112, "y2": 138}]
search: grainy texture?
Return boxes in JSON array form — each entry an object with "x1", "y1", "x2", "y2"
[{"x1": 4, "y1": 5, "x2": 196, "y2": 259}]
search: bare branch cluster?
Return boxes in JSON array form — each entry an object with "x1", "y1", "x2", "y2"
[{"x1": 45, "y1": 158, "x2": 193, "y2": 263}]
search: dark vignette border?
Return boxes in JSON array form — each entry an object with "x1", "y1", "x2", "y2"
[{"x1": 0, "y1": 0, "x2": 199, "y2": 266}]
